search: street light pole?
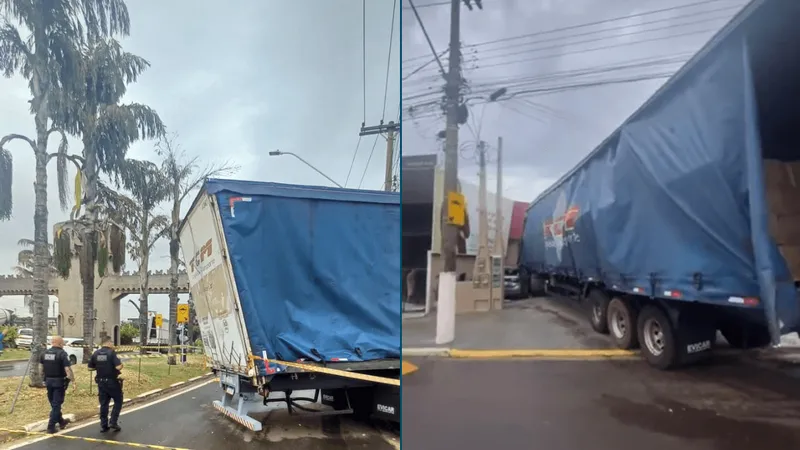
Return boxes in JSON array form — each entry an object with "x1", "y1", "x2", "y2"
[{"x1": 268, "y1": 150, "x2": 344, "y2": 188}]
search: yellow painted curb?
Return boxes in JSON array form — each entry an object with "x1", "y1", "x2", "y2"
[
  {"x1": 401, "y1": 360, "x2": 419, "y2": 375},
  {"x1": 447, "y1": 349, "x2": 638, "y2": 359}
]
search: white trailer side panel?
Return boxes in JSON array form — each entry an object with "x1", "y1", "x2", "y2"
[{"x1": 180, "y1": 192, "x2": 253, "y2": 377}]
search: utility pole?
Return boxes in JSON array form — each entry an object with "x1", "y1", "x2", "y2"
[
  {"x1": 360, "y1": 121, "x2": 399, "y2": 192},
  {"x1": 494, "y1": 136, "x2": 504, "y2": 259},
  {"x1": 436, "y1": 0, "x2": 481, "y2": 346},
  {"x1": 473, "y1": 141, "x2": 490, "y2": 289}
]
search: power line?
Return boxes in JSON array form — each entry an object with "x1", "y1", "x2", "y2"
[
  {"x1": 358, "y1": 135, "x2": 381, "y2": 189},
  {"x1": 401, "y1": 0, "x2": 743, "y2": 63},
  {"x1": 464, "y1": 4, "x2": 739, "y2": 57},
  {"x1": 382, "y1": 0, "x2": 398, "y2": 120},
  {"x1": 406, "y1": 0, "x2": 447, "y2": 78},
  {"x1": 362, "y1": 0, "x2": 367, "y2": 122},
  {"x1": 404, "y1": 72, "x2": 673, "y2": 121},
  {"x1": 402, "y1": 0, "x2": 452, "y2": 10},
  {"x1": 465, "y1": 0, "x2": 743, "y2": 49},
  {"x1": 410, "y1": 11, "x2": 734, "y2": 79},
  {"x1": 345, "y1": 1, "x2": 368, "y2": 187},
  {"x1": 404, "y1": 52, "x2": 689, "y2": 103}
]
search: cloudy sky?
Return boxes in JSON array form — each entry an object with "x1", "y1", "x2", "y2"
[
  {"x1": 402, "y1": 0, "x2": 748, "y2": 202},
  {"x1": 0, "y1": 1, "x2": 400, "y2": 321}
]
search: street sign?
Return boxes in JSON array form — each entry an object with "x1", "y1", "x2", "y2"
[
  {"x1": 155, "y1": 313, "x2": 163, "y2": 328},
  {"x1": 177, "y1": 304, "x2": 190, "y2": 324},
  {"x1": 446, "y1": 191, "x2": 465, "y2": 226}
]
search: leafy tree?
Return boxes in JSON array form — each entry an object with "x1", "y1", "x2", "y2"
[
  {"x1": 0, "y1": 0, "x2": 132, "y2": 386},
  {"x1": 99, "y1": 159, "x2": 170, "y2": 353},
  {"x1": 53, "y1": 38, "x2": 164, "y2": 361},
  {"x1": 119, "y1": 322, "x2": 137, "y2": 345},
  {"x1": 156, "y1": 134, "x2": 236, "y2": 353}
]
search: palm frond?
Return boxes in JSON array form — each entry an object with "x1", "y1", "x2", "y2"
[
  {"x1": 0, "y1": 147, "x2": 11, "y2": 220},
  {"x1": 94, "y1": 102, "x2": 165, "y2": 176},
  {"x1": 0, "y1": 19, "x2": 31, "y2": 77}
]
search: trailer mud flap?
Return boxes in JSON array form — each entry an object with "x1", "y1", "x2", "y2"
[
  {"x1": 675, "y1": 312, "x2": 716, "y2": 365},
  {"x1": 371, "y1": 384, "x2": 400, "y2": 422}
]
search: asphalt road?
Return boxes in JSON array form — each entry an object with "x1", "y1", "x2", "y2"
[
  {"x1": 402, "y1": 356, "x2": 800, "y2": 449},
  {"x1": 14, "y1": 382, "x2": 398, "y2": 449}
]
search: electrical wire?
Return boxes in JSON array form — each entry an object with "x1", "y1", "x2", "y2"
[
  {"x1": 382, "y1": 0, "x2": 398, "y2": 120},
  {"x1": 411, "y1": 18, "x2": 728, "y2": 79},
  {"x1": 404, "y1": 72, "x2": 673, "y2": 121},
  {"x1": 358, "y1": 135, "x2": 381, "y2": 189},
  {"x1": 402, "y1": 0, "x2": 451, "y2": 10},
  {"x1": 344, "y1": 0, "x2": 368, "y2": 187},
  {"x1": 404, "y1": 52, "x2": 689, "y2": 104}
]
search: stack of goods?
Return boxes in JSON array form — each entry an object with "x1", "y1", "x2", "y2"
[{"x1": 764, "y1": 159, "x2": 800, "y2": 281}]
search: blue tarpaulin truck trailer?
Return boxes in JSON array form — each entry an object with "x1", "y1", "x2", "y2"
[
  {"x1": 519, "y1": 0, "x2": 800, "y2": 369},
  {"x1": 178, "y1": 179, "x2": 401, "y2": 431}
]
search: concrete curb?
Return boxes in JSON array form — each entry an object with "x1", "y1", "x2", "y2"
[
  {"x1": 18, "y1": 372, "x2": 214, "y2": 434},
  {"x1": 22, "y1": 414, "x2": 76, "y2": 433},
  {"x1": 402, "y1": 347, "x2": 639, "y2": 359},
  {"x1": 402, "y1": 347, "x2": 452, "y2": 357},
  {"x1": 0, "y1": 358, "x2": 28, "y2": 366}
]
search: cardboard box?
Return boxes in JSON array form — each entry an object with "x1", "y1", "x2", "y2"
[
  {"x1": 766, "y1": 186, "x2": 800, "y2": 216},
  {"x1": 764, "y1": 159, "x2": 800, "y2": 188},
  {"x1": 778, "y1": 244, "x2": 800, "y2": 281},
  {"x1": 769, "y1": 213, "x2": 800, "y2": 245}
]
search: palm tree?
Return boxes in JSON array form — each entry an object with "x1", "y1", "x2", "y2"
[
  {"x1": 156, "y1": 134, "x2": 237, "y2": 353},
  {"x1": 54, "y1": 39, "x2": 164, "y2": 361},
  {"x1": 100, "y1": 159, "x2": 170, "y2": 352},
  {"x1": 14, "y1": 238, "x2": 57, "y2": 277},
  {"x1": 0, "y1": 0, "x2": 132, "y2": 386}
]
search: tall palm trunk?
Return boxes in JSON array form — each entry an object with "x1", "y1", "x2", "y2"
[
  {"x1": 27, "y1": 20, "x2": 52, "y2": 388},
  {"x1": 138, "y1": 221, "x2": 151, "y2": 354},
  {"x1": 28, "y1": 120, "x2": 50, "y2": 387},
  {"x1": 81, "y1": 132, "x2": 99, "y2": 363},
  {"x1": 168, "y1": 191, "x2": 180, "y2": 354}
]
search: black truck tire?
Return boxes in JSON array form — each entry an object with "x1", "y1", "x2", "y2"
[
  {"x1": 529, "y1": 276, "x2": 546, "y2": 296},
  {"x1": 720, "y1": 324, "x2": 772, "y2": 349},
  {"x1": 607, "y1": 297, "x2": 639, "y2": 349},
  {"x1": 637, "y1": 305, "x2": 680, "y2": 370},
  {"x1": 587, "y1": 290, "x2": 610, "y2": 334}
]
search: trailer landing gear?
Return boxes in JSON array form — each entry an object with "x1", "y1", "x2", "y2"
[{"x1": 213, "y1": 391, "x2": 263, "y2": 432}]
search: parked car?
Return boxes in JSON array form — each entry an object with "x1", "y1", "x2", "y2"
[
  {"x1": 59, "y1": 338, "x2": 92, "y2": 365},
  {"x1": 504, "y1": 267, "x2": 529, "y2": 299},
  {"x1": 14, "y1": 328, "x2": 32, "y2": 348}
]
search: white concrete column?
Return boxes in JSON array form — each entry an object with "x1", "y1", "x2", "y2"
[{"x1": 435, "y1": 272, "x2": 456, "y2": 345}]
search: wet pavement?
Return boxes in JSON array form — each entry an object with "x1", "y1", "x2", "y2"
[
  {"x1": 402, "y1": 356, "x2": 800, "y2": 450},
  {"x1": 12, "y1": 382, "x2": 398, "y2": 449},
  {"x1": 403, "y1": 296, "x2": 622, "y2": 350},
  {"x1": 0, "y1": 360, "x2": 29, "y2": 378}
]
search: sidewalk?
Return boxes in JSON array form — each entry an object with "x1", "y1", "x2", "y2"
[{"x1": 403, "y1": 297, "x2": 620, "y2": 352}]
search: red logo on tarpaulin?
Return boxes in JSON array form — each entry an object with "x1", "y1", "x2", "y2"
[{"x1": 543, "y1": 205, "x2": 580, "y2": 237}]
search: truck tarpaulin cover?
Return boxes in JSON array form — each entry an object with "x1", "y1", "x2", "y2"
[
  {"x1": 520, "y1": 28, "x2": 799, "y2": 339},
  {"x1": 206, "y1": 180, "x2": 401, "y2": 369}
]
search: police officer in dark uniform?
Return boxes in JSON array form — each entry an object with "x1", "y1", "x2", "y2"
[
  {"x1": 39, "y1": 336, "x2": 74, "y2": 434},
  {"x1": 88, "y1": 336, "x2": 124, "y2": 432}
]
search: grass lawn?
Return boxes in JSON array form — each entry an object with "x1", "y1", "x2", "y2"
[
  {"x1": 0, "y1": 348, "x2": 30, "y2": 363},
  {"x1": 0, "y1": 354, "x2": 210, "y2": 439}
]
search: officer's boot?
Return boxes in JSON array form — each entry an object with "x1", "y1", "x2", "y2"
[{"x1": 59, "y1": 418, "x2": 71, "y2": 430}]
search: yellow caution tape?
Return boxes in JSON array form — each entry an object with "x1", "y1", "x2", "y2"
[
  {"x1": 246, "y1": 355, "x2": 400, "y2": 387},
  {"x1": 0, "y1": 428, "x2": 193, "y2": 450}
]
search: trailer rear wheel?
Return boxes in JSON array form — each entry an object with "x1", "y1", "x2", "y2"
[
  {"x1": 607, "y1": 297, "x2": 639, "y2": 349},
  {"x1": 529, "y1": 277, "x2": 545, "y2": 296},
  {"x1": 637, "y1": 305, "x2": 679, "y2": 370},
  {"x1": 587, "y1": 290, "x2": 610, "y2": 334}
]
